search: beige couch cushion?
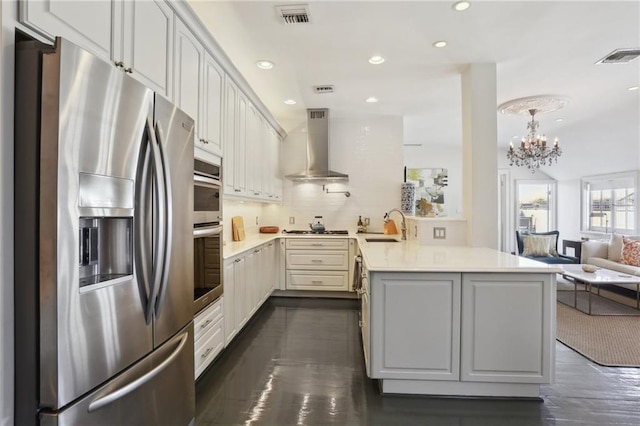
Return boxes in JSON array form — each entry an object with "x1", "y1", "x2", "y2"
[
  {"x1": 608, "y1": 234, "x2": 624, "y2": 262},
  {"x1": 587, "y1": 257, "x2": 640, "y2": 277}
]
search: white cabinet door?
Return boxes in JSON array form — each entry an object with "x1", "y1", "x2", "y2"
[
  {"x1": 460, "y1": 273, "x2": 554, "y2": 383},
  {"x1": 245, "y1": 248, "x2": 259, "y2": 317},
  {"x1": 371, "y1": 272, "x2": 461, "y2": 381},
  {"x1": 20, "y1": 0, "x2": 113, "y2": 61},
  {"x1": 120, "y1": 0, "x2": 173, "y2": 97},
  {"x1": 223, "y1": 78, "x2": 237, "y2": 195},
  {"x1": 234, "y1": 91, "x2": 248, "y2": 196},
  {"x1": 233, "y1": 256, "x2": 247, "y2": 330},
  {"x1": 174, "y1": 18, "x2": 203, "y2": 141},
  {"x1": 272, "y1": 130, "x2": 283, "y2": 201},
  {"x1": 245, "y1": 105, "x2": 261, "y2": 198},
  {"x1": 201, "y1": 52, "x2": 224, "y2": 156},
  {"x1": 223, "y1": 260, "x2": 236, "y2": 345}
]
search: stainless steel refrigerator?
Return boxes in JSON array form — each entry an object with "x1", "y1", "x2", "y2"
[{"x1": 14, "y1": 37, "x2": 195, "y2": 425}]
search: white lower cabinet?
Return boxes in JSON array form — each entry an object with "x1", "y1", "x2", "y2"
[
  {"x1": 194, "y1": 297, "x2": 224, "y2": 379},
  {"x1": 371, "y1": 273, "x2": 461, "y2": 381},
  {"x1": 222, "y1": 241, "x2": 277, "y2": 347},
  {"x1": 284, "y1": 238, "x2": 352, "y2": 291},
  {"x1": 368, "y1": 271, "x2": 555, "y2": 397}
]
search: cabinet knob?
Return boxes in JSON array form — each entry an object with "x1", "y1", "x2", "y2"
[
  {"x1": 234, "y1": 258, "x2": 242, "y2": 263},
  {"x1": 124, "y1": 67, "x2": 133, "y2": 74},
  {"x1": 234, "y1": 189, "x2": 241, "y2": 192},
  {"x1": 114, "y1": 61, "x2": 124, "y2": 69}
]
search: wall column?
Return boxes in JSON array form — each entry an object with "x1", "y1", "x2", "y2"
[{"x1": 461, "y1": 64, "x2": 498, "y2": 249}]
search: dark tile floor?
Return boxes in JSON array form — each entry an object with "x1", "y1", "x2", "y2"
[{"x1": 196, "y1": 297, "x2": 640, "y2": 426}]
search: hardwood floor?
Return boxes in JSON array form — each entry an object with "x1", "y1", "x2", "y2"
[{"x1": 196, "y1": 297, "x2": 640, "y2": 425}]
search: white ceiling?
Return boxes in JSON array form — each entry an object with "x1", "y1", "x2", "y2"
[{"x1": 188, "y1": 1, "x2": 640, "y2": 180}]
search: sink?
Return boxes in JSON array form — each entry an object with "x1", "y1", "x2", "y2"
[{"x1": 365, "y1": 238, "x2": 400, "y2": 243}]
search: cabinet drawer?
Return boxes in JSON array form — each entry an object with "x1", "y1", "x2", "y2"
[
  {"x1": 286, "y1": 271, "x2": 349, "y2": 291},
  {"x1": 194, "y1": 297, "x2": 223, "y2": 342},
  {"x1": 286, "y1": 250, "x2": 349, "y2": 270},
  {"x1": 285, "y1": 238, "x2": 348, "y2": 250},
  {"x1": 195, "y1": 316, "x2": 224, "y2": 378}
]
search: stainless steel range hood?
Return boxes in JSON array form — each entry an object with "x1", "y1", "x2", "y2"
[{"x1": 285, "y1": 108, "x2": 349, "y2": 181}]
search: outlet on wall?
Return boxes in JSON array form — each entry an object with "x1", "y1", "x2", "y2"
[
  {"x1": 433, "y1": 227, "x2": 447, "y2": 239},
  {"x1": 256, "y1": 216, "x2": 259, "y2": 225},
  {"x1": 289, "y1": 216, "x2": 295, "y2": 225},
  {"x1": 364, "y1": 217, "x2": 370, "y2": 226}
]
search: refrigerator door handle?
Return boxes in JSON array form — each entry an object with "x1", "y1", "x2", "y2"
[
  {"x1": 145, "y1": 116, "x2": 167, "y2": 324},
  {"x1": 87, "y1": 331, "x2": 189, "y2": 412},
  {"x1": 153, "y1": 121, "x2": 173, "y2": 317},
  {"x1": 134, "y1": 126, "x2": 153, "y2": 319}
]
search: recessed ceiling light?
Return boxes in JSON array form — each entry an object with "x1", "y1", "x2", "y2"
[
  {"x1": 628, "y1": 86, "x2": 640, "y2": 91},
  {"x1": 365, "y1": 97, "x2": 378, "y2": 103},
  {"x1": 433, "y1": 41, "x2": 448, "y2": 48},
  {"x1": 452, "y1": 1, "x2": 471, "y2": 11},
  {"x1": 284, "y1": 99, "x2": 296, "y2": 105},
  {"x1": 555, "y1": 118, "x2": 564, "y2": 122},
  {"x1": 256, "y1": 60, "x2": 274, "y2": 70},
  {"x1": 368, "y1": 55, "x2": 385, "y2": 65}
]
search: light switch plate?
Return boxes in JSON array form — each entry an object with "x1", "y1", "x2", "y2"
[{"x1": 289, "y1": 216, "x2": 295, "y2": 224}]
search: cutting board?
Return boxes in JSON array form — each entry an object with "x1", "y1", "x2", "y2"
[{"x1": 232, "y1": 216, "x2": 245, "y2": 241}]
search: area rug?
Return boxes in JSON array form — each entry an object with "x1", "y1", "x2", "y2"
[{"x1": 556, "y1": 302, "x2": 640, "y2": 367}]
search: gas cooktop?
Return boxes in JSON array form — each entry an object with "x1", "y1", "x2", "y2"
[{"x1": 282, "y1": 230, "x2": 349, "y2": 235}]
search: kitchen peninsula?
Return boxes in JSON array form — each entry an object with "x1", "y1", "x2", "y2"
[{"x1": 357, "y1": 236, "x2": 561, "y2": 398}]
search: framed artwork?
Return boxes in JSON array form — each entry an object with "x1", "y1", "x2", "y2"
[{"x1": 406, "y1": 168, "x2": 448, "y2": 216}]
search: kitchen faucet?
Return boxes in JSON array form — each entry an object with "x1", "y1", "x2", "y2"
[{"x1": 384, "y1": 208, "x2": 407, "y2": 240}]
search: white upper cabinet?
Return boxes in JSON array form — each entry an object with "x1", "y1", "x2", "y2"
[
  {"x1": 116, "y1": 0, "x2": 174, "y2": 97},
  {"x1": 201, "y1": 52, "x2": 224, "y2": 156},
  {"x1": 20, "y1": 0, "x2": 114, "y2": 60},
  {"x1": 223, "y1": 78, "x2": 238, "y2": 195},
  {"x1": 234, "y1": 91, "x2": 248, "y2": 196},
  {"x1": 174, "y1": 18, "x2": 203, "y2": 140},
  {"x1": 21, "y1": 0, "x2": 173, "y2": 98}
]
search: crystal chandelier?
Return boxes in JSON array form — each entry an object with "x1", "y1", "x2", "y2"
[{"x1": 507, "y1": 108, "x2": 562, "y2": 172}]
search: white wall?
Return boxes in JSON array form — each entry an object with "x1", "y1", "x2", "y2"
[
  {"x1": 279, "y1": 115, "x2": 404, "y2": 233},
  {"x1": 557, "y1": 179, "x2": 582, "y2": 241},
  {"x1": 1, "y1": 1, "x2": 14, "y2": 423},
  {"x1": 223, "y1": 114, "x2": 404, "y2": 237}
]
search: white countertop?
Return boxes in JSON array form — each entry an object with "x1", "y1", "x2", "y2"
[
  {"x1": 223, "y1": 232, "x2": 354, "y2": 259},
  {"x1": 356, "y1": 235, "x2": 563, "y2": 274},
  {"x1": 223, "y1": 232, "x2": 562, "y2": 274}
]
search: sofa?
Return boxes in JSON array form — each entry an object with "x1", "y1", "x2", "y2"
[
  {"x1": 515, "y1": 230, "x2": 579, "y2": 264},
  {"x1": 581, "y1": 235, "x2": 640, "y2": 284}
]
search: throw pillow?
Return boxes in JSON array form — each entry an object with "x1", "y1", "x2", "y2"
[
  {"x1": 621, "y1": 238, "x2": 640, "y2": 267},
  {"x1": 546, "y1": 233, "x2": 559, "y2": 256},
  {"x1": 522, "y1": 235, "x2": 552, "y2": 257},
  {"x1": 608, "y1": 233, "x2": 624, "y2": 262}
]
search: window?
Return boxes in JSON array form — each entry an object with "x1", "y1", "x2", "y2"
[
  {"x1": 582, "y1": 172, "x2": 637, "y2": 235},
  {"x1": 516, "y1": 180, "x2": 557, "y2": 233}
]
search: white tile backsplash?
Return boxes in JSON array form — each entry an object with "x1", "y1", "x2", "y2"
[{"x1": 223, "y1": 114, "x2": 405, "y2": 237}]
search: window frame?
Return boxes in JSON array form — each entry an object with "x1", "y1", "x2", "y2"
[
  {"x1": 581, "y1": 171, "x2": 638, "y2": 235},
  {"x1": 515, "y1": 179, "x2": 558, "y2": 234}
]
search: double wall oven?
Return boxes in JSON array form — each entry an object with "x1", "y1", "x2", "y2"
[{"x1": 193, "y1": 158, "x2": 223, "y2": 314}]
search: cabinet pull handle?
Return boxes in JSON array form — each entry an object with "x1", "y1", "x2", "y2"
[
  {"x1": 254, "y1": 192, "x2": 260, "y2": 195},
  {"x1": 234, "y1": 189, "x2": 241, "y2": 192},
  {"x1": 124, "y1": 67, "x2": 133, "y2": 74},
  {"x1": 311, "y1": 280, "x2": 322, "y2": 284},
  {"x1": 201, "y1": 348, "x2": 213, "y2": 358},
  {"x1": 254, "y1": 249, "x2": 261, "y2": 253},
  {"x1": 311, "y1": 259, "x2": 323, "y2": 263},
  {"x1": 200, "y1": 319, "x2": 213, "y2": 329},
  {"x1": 234, "y1": 258, "x2": 242, "y2": 263},
  {"x1": 311, "y1": 244, "x2": 322, "y2": 247},
  {"x1": 114, "y1": 61, "x2": 124, "y2": 69}
]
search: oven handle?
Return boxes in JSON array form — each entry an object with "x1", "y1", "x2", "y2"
[
  {"x1": 194, "y1": 174, "x2": 222, "y2": 189},
  {"x1": 194, "y1": 225, "x2": 223, "y2": 238}
]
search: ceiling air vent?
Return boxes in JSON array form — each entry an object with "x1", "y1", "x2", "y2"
[
  {"x1": 275, "y1": 4, "x2": 310, "y2": 24},
  {"x1": 596, "y1": 48, "x2": 640, "y2": 64},
  {"x1": 309, "y1": 110, "x2": 325, "y2": 119},
  {"x1": 313, "y1": 85, "x2": 334, "y2": 94}
]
